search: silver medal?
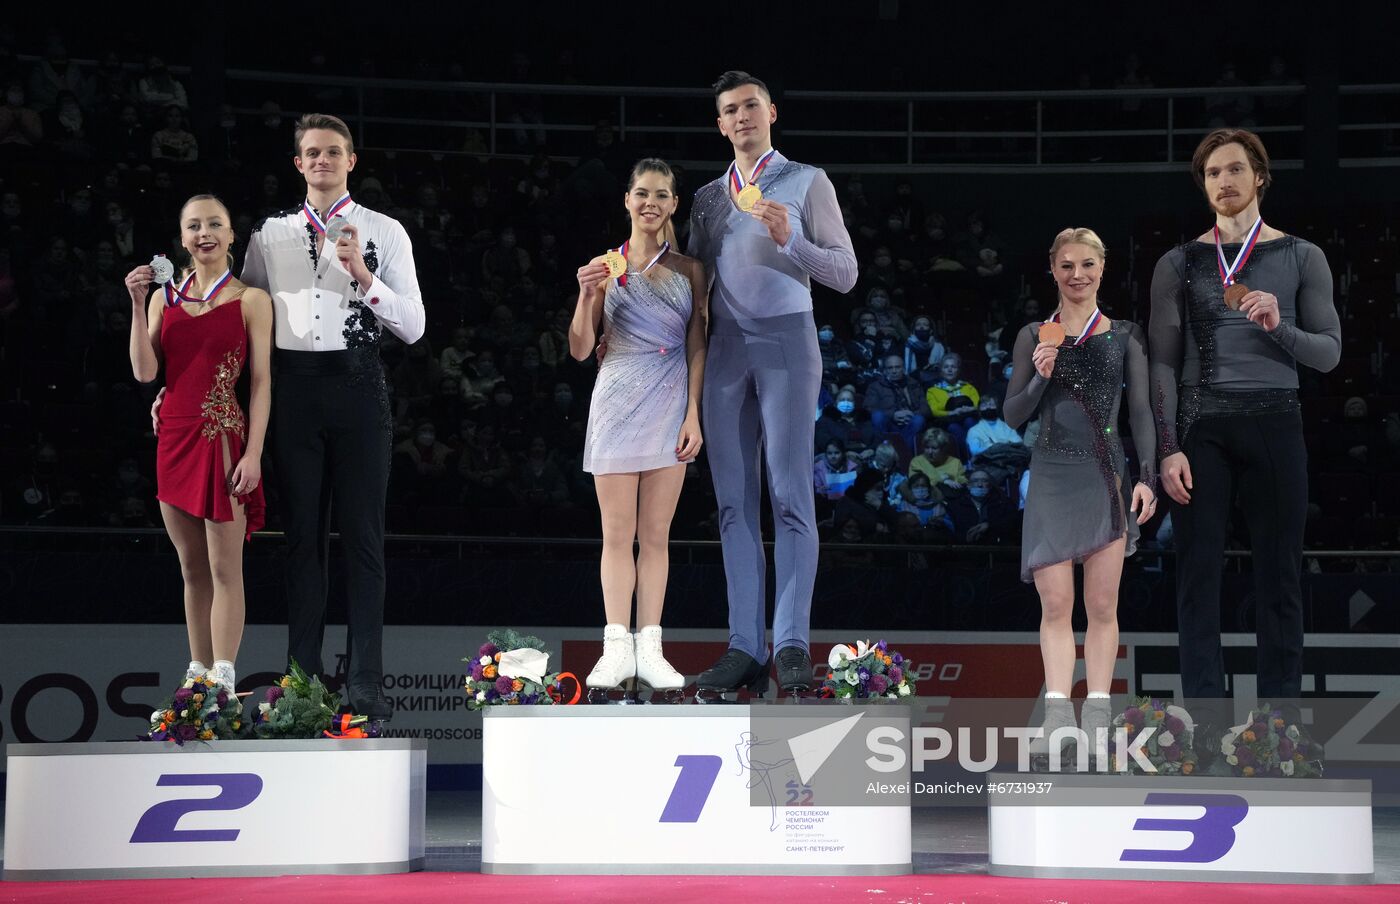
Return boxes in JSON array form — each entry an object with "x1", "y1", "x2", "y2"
[
  {"x1": 150, "y1": 255, "x2": 175, "y2": 285},
  {"x1": 325, "y1": 218, "x2": 347, "y2": 243}
]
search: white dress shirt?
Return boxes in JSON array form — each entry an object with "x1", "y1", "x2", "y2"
[{"x1": 242, "y1": 198, "x2": 425, "y2": 351}]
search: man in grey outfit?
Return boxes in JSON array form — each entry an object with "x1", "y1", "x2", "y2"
[{"x1": 687, "y1": 71, "x2": 857, "y2": 696}]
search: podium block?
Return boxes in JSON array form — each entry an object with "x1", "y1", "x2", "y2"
[
  {"x1": 482, "y1": 706, "x2": 911, "y2": 875},
  {"x1": 986, "y1": 772, "x2": 1373, "y2": 884},
  {"x1": 4, "y1": 739, "x2": 427, "y2": 880}
]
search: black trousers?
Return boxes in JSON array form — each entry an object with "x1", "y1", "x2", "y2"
[
  {"x1": 272, "y1": 348, "x2": 391, "y2": 688},
  {"x1": 1173, "y1": 408, "x2": 1307, "y2": 703}
]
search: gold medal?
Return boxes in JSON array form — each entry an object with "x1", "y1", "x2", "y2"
[
  {"x1": 737, "y1": 184, "x2": 763, "y2": 212},
  {"x1": 603, "y1": 250, "x2": 627, "y2": 279}
]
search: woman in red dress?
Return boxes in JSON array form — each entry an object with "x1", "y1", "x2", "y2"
[{"x1": 126, "y1": 194, "x2": 272, "y2": 692}]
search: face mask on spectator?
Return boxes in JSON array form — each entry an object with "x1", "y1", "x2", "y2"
[
  {"x1": 864, "y1": 491, "x2": 884, "y2": 508},
  {"x1": 818, "y1": 329, "x2": 835, "y2": 342},
  {"x1": 981, "y1": 407, "x2": 999, "y2": 421},
  {"x1": 836, "y1": 399, "x2": 855, "y2": 414},
  {"x1": 1003, "y1": 364, "x2": 1014, "y2": 381},
  {"x1": 913, "y1": 487, "x2": 932, "y2": 502},
  {"x1": 913, "y1": 327, "x2": 931, "y2": 341},
  {"x1": 417, "y1": 430, "x2": 435, "y2": 447},
  {"x1": 970, "y1": 486, "x2": 990, "y2": 499},
  {"x1": 862, "y1": 324, "x2": 877, "y2": 338}
]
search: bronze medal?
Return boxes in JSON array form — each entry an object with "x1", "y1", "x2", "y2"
[
  {"x1": 1223, "y1": 282, "x2": 1249, "y2": 310},
  {"x1": 1038, "y1": 321, "x2": 1066, "y2": 346}
]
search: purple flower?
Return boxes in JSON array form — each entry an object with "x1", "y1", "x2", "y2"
[
  {"x1": 174, "y1": 688, "x2": 194, "y2": 703},
  {"x1": 1251, "y1": 721, "x2": 1267, "y2": 737},
  {"x1": 266, "y1": 686, "x2": 284, "y2": 705},
  {"x1": 889, "y1": 666, "x2": 903, "y2": 685},
  {"x1": 470, "y1": 662, "x2": 484, "y2": 682},
  {"x1": 1124, "y1": 708, "x2": 1145, "y2": 726},
  {"x1": 1297, "y1": 741, "x2": 1311, "y2": 756},
  {"x1": 1236, "y1": 746, "x2": 1256, "y2": 766},
  {"x1": 1278, "y1": 738, "x2": 1295, "y2": 759},
  {"x1": 1165, "y1": 745, "x2": 1182, "y2": 762},
  {"x1": 857, "y1": 667, "x2": 870, "y2": 682},
  {"x1": 495, "y1": 676, "x2": 513, "y2": 694},
  {"x1": 175, "y1": 724, "x2": 198, "y2": 742},
  {"x1": 485, "y1": 689, "x2": 499, "y2": 702},
  {"x1": 521, "y1": 694, "x2": 538, "y2": 705},
  {"x1": 1164, "y1": 715, "x2": 1184, "y2": 735},
  {"x1": 216, "y1": 691, "x2": 229, "y2": 708},
  {"x1": 479, "y1": 642, "x2": 498, "y2": 657},
  {"x1": 855, "y1": 685, "x2": 869, "y2": 699},
  {"x1": 876, "y1": 640, "x2": 888, "y2": 652},
  {"x1": 869, "y1": 675, "x2": 889, "y2": 694},
  {"x1": 892, "y1": 653, "x2": 904, "y2": 665}
]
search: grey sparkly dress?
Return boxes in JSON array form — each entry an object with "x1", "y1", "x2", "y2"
[
  {"x1": 582, "y1": 262, "x2": 693, "y2": 474},
  {"x1": 1003, "y1": 320, "x2": 1157, "y2": 583}
]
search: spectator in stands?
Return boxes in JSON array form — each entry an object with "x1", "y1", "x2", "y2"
[
  {"x1": 105, "y1": 201, "x2": 141, "y2": 262},
  {"x1": 150, "y1": 105, "x2": 198, "y2": 163},
  {"x1": 1324, "y1": 396, "x2": 1379, "y2": 473},
  {"x1": 865, "y1": 354, "x2": 928, "y2": 450},
  {"x1": 850, "y1": 286, "x2": 907, "y2": 343},
  {"x1": 865, "y1": 245, "x2": 901, "y2": 294},
  {"x1": 478, "y1": 303, "x2": 532, "y2": 349},
  {"x1": 966, "y1": 396, "x2": 1021, "y2": 457},
  {"x1": 45, "y1": 90, "x2": 92, "y2": 160},
  {"x1": 1260, "y1": 56, "x2": 1301, "y2": 122},
  {"x1": 26, "y1": 39, "x2": 89, "y2": 112},
  {"x1": 537, "y1": 307, "x2": 571, "y2": 369},
  {"x1": 93, "y1": 51, "x2": 131, "y2": 110},
  {"x1": 392, "y1": 419, "x2": 453, "y2": 504},
  {"x1": 244, "y1": 100, "x2": 285, "y2": 161},
  {"x1": 440, "y1": 326, "x2": 473, "y2": 380},
  {"x1": 909, "y1": 426, "x2": 967, "y2": 493},
  {"x1": 105, "y1": 103, "x2": 146, "y2": 163},
  {"x1": 832, "y1": 468, "x2": 892, "y2": 540},
  {"x1": 461, "y1": 347, "x2": 502, "y2": 406},
  {"x1": 872, "y1": 441, "x2": 907, "y2": 505},
  {"x1": 947, "y1": 468, "x2": 1019, "y2": 544},
  {"x1": 914, "y1": 212, "x2": 963, "y2": 275},
  {"x1": 135, "y1": 56, "x2": 187, "y2": 117},
  {"x1": 815, "y1": 387, "x2": 877, "y2": 460},
  {"x1": 391, "y1": 338, "x2": 440, "y2": 419},
  {"x1": 846, "y1": 311, "x2": 882, "y2": 388},
  {"x1": 818, "y1": 322, "x2": 854, "y2": 384},
  {"x1": 893, "y1": 471, "x2": 953, "y2": 531},
  {"x1": 814, "y1": 439, "x2": 860, "y2": 502},
  {"x1": 512, "y1": 435, "x2": 570, "y2": 508},
  {"x1": 458, "y1": 421, "x2": 512, "y2": 506},
  {"x1": 1206, "y1": 62, "x2": 1255, "y2": 128},
  {"x1": 925, "y1": 352, "x2": 980, "y2": 447},
  {"x1": 955, "y1": 212, "x2": 1003, "y2": 271},
  {"x1": 904, "y1": 314, "x2": 945, "y2": 384},
  {"x1": 483, "y1": 380, "x2": 529, "y2": 451},
  {"x1": 985, "y1": 354, "x2": 1014, "y2": 406},
  {"x1": 482, "y1": 227, "x2": 531, "y2": 284},
  {"x1": 0, "y1": 82, "x2": 43, "y2": 160},
  {"x1": 539, "y1": 380, "x2": 587, "y2": 454}
]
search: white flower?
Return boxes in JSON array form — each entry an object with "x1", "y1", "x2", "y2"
[
  {"x1": 475, "y1": 690, "x2": 487, "y2": 703},
  {"x1": 479, "y1": 655, "x2": 492, "y2": 666},
  {"x1": 1158, "y1": 731, "x2": 1176, "y2": 747},
  {"x1": 1221, "y1": 741, "x2": 1236, "y2": 756},
  {"x1": 1165, "y1": 704, "x2": 1195, "y2": 735},
  {"x1": 886, "y1": 693, "x2": 898, "y2": 699},
  {"x1": 258, "y1": 702, "x2": 270, "y2": 715},
  {"x1": 827, "y1": 645, "x2": 853, "y2": 670},
  {"x1": 854, "y1": 640, "x2": 871, "y2": 658},
  {"x1": 179, "y1": 709, "x2": 188, "y2": 718},
  {"x1": 1286, "y1": 724, "x2": 1300, "y2": 741},
  {"x1": 1281, "y1": 760, "x2": 1294, "y2": 776},
  {"x1": 898, "y1": 684, "x2": 911, "y2": 697},
  {"x1": 1226, "y1": 755, "x2": 1238, "y2": 766},
  {"x1": 844, "y1": 668, "x2": 860, "y2": 686}
]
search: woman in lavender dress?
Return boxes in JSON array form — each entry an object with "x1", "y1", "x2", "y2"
[
  {"x1": 569, "y1": 159, "x2": 709, "y2": 701},
  {"x1": 1003, "y1": 228, "x2": 1158, "y2": 765}
]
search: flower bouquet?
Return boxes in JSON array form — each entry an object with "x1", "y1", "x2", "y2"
[
  {"x1": 464, "y1": 628, "x2": 580, "y2": 710},
  {"x1": 1220, "y1": 704, "x2": 1323, "y2": 778},
  {"x1": 1108, "y1": 697, "x2": 1199, "y2": 775},
  {"x1": 252, "y1": 659, "x2": 345, "y2": 739},
  {"x1": 146, "y1": 672, "x2": 244, "y2": 744},
  {"x1": 818, "y1": 640, "x2": 917, "y2": 700}
]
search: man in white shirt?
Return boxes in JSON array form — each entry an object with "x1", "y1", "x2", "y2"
[
  {"x1": 243, "y1": 113, "x2": 425, "y2": 721},
  {"x1": 965, "y1": 396, "x2": 1021, "y2": 458}
]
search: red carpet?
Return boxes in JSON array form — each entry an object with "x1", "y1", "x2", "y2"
[{"x1": 1, "y1": 874, "x2": 1394, "y2": 903}]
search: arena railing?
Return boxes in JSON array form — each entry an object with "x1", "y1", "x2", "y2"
[{"x1": 21, "y1": 55, "x2": 1399, "y2": 172}]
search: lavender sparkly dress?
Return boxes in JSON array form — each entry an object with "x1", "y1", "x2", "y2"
[
  {"x1": 1003, "y1": 320, "x2": 1157, "y2": 583},
  {"x1": 582, "y1": 263, "x2": 693, "y2": 474}
]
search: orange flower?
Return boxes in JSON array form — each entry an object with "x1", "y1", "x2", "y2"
[
  {"x1": 199, "y1": 730, "x2": 214, "y2": 741},
  {"x1": 1152, "y1": 710, "x2": 1165, "y2": 721},
  {"x1": 512, "y1": 679, "x2": 524, "y2": 692},
  {"x1": 1272, "y1": 718, "x2": 1285, "y2": 728},
  {"x1": 1182, "y1": 762, "x2": 1194, "y2": 775},
  {"x1": 494, "y1": 652, "x2": 503, "y2": 662},
  {"x1": 483, "y1": 664, "x2": 497, "y2": 679},
  {"x1": 826, "y1": 672, "x2": 834, "y2": 680},
  {"x1": 1242, "y1": 730, "x2": 1256, "y2": 743},
  {"x1": 1243, "y1": 766, "x2": 1255, "y2": 777},
  {"x1": 1294, "y1": 753, "x2": 1305, "y2": 763}
]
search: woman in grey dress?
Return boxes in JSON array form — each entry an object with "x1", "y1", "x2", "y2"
[
  {"x1": 1003, "y1": 228, "x2": 1157, "y2": 763},
  {"x1": 569, "y1": 158, "x2": 709, "y2": 701}
]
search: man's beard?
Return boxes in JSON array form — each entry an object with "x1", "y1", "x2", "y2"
[{"x1": 1211, "y1": 189, "x2": 1255, "y2": 218}]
